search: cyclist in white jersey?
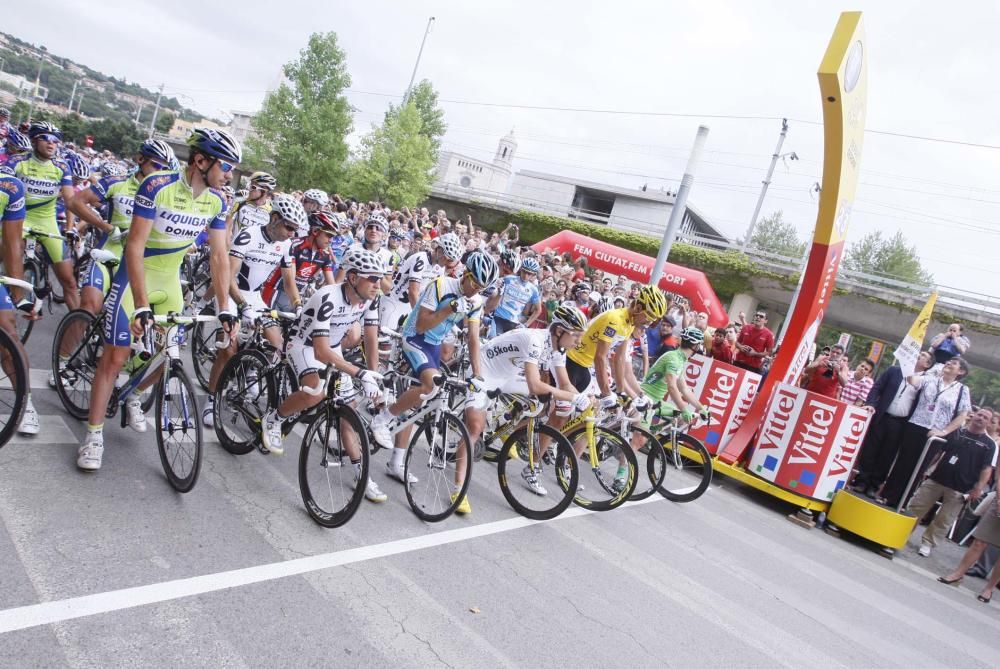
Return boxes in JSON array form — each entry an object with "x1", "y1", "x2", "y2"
[
  {"x1": 227, "y1": 171, "x2": 274, "y2": 236},
  {"x1": 263, "y1": 248, "x2": 387, "y2": 501},
  {"x1": 335, "y1": 211, "x2": 393, "y2": 293},
  {"x1": 203, "y1": 194, "x2": 306, "y2": 427},
  {"x1": 380, "y1": 232, "x2": 462, "y2": 332}
]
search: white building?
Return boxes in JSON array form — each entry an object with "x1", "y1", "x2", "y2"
[
  {"x1": 434, "y1": 130, "x2": 516, "y2": 196},
  {"x1": 228, "y1": 110, "x2": 255, "y2": 145}
]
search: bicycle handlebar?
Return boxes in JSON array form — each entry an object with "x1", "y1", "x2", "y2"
[{"x1": 0, "y1": 276, "x2": 35, "y2": 292}]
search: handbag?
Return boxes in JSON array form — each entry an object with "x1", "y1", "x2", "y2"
[{"x1": 972, "y1": 491, "x2": 996, "y2": 517}]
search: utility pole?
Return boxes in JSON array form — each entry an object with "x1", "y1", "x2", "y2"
[
  {"x1": 134, "y1": 100, "x2": 145, "y2": 124},
  {"x1": 404, "y1": 17, "x2": 435, "y2": 103},
  {"x1": 68, "y1": 80, "x2": 79, "y2": 114},
  {"x1": 0, "y1": 57, "x2": 5, "y2": 77},
  {"x1": 26, "y1": 46, "x2": 47, "y2": 124},
  {"x1": 742, "y1": 118, "x2": 790, "y2": 250},
  {"x1": 148, "y1": 83, "x2": 164, "y2": 138},
  {"x1": 76, "y1": 91, "x2": 84, "y2": 115},
  {"x1": 649, "y1": 125, "x2": 710, "y2": 287}
]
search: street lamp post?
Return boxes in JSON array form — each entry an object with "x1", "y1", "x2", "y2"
[
  {"x1": 26, "y1": 46, "x2": 47, "y2": 124},
  {"x1": 404, "y1": 17, "x2": 435, "y2": 104},
  {"x1": 742, "y1": 119, "x2": 798, "y2": 250}
]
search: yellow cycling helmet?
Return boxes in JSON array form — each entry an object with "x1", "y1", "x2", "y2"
[{"x1": 634, "y1": 285, "x2": 668, "y2": 320}]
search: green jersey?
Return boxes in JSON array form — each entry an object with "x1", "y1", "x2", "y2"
[
  {"x1": 9, "y1": 153, "x2": 71, "y2": 229},
  {"x1": 88, "y1": 173, "x2": 142, "y2": 257},
  {"x1": 641, "y1": 348, "x2": 688, "y2": 402}
]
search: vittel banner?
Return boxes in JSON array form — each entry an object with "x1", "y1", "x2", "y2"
[
  {"x1": 683, "y1": 355, "x2": 761, "y2": 455},
  {"x1": 748, "y1": 382, "x2": 871, "y2": 501}
]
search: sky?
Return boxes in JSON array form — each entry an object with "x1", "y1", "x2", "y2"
[{"x1": 8, "y1": 1, "x2": 1000, "y2": 297}]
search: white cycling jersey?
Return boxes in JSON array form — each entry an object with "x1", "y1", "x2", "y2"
[
  {"x1": 386, "y1": 251, "x2": 443, "y2": 305},
  {"x1": 480, "y1": 328, "x2": 565, "y2": 381},
  {"x1": 288, "y1": 283, "x2": 379, "y2": 348},
  {"x1": 230, "y1": 224, "x2": 292, "y2": 292}
]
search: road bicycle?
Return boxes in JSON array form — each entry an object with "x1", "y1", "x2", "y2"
[
  {"x1": 19, "y1": 227, "x2": 80, "y2": 342},
  {"x1": 599, "y1": 397, "x2": 669, "y2": 502},
  {"x1": 0, "y1": 276, "x2": 34, "y2": 450},
  {"x1": 52, "y1": 307, "x2": 225, "y2": 491},
  {"x1": 561, "y1": 403, "x2": 638, "y2": 511},
  {"x1": 646, "y1": 409, "x2": 714, "y2": 502}
]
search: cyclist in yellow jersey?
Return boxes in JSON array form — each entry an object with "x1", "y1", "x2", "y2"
[{"x1": 77, "y1": 128, "x2": 242, "y2": 472}]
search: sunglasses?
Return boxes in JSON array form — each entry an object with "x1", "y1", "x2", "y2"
[
  {"x1": 282, "y1": 224, "x2": 298, "y2": 234},
  {"x1": 464, "y1": 272, "x2": 485, "y2": 290},
  {"x1": 366, "y1": 224, "x2": 385, "y2": 232},
  {"x1": 37, "y1": 133, "x2": 61, "y2": 143},
  {"x1": 754, "y1": 314, "x2": 766, "y2": 320},
  {"x1": 355, "y1": 274, "x2": 382, "y2": 283},
  {"x1": 214, "y1": 159, "x2": 235, "y2": 173}
]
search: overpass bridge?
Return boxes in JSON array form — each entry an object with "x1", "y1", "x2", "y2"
[{"x1": 427, "y1": 188, "x2": 1000, "y2": 373}]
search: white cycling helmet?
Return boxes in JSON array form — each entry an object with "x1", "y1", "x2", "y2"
[
  {"x1": 342, "y1": 247, "x2": 388, "y2": 275},
  {"x1": 270, "y1": 193, "x2": 308, "y2": 233},
  {"x1": 302, "y1": 188, "x2": 329, "y2": 207},
  {"x1": 435, "y1": 232, "x2": 463, "y2": 261}
]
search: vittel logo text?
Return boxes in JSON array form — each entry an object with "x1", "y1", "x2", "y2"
[{"x1": 786, "y1": 397, "x2": 839, "y2": 466}]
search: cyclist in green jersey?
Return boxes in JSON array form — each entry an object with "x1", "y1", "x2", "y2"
[
  {"x1": 638, "y1": 327, "x2": 710, "y2": 429},
  {"x1": 10, "y1": 122, "x2": 80, "y2": 311},
  {"x1": 77, "y1": 128, "x2": 241, "y2": 472}
]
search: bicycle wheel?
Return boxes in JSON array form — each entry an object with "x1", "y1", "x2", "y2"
[
  {"x1": 0, "y1": 327, "x2": 27, "y2": 449},
  {"x1": 155, "y1": 364, "x2": 202, "y2": 492},
  {"x1": 497, "y1": 424, "x2": 578, "y2": 520},
  {"x1": 628, "y1": 424, "x2": 667, "y2": 502},
  {"x1": 214, "y1": 349, "x2": 271, "y2": 455},
  {"x1": 190, "y1": 305, "x2": 218, "y2": 392},
  {"x1": 404, "y1": 410, "x2": 473, "y2": 522},
  {"x1": 298, "y1": 404, "x2": 369, "y2": 528},
  {"x1": 52, "y1": 309, "x2": 102, "y2": 420},
  {"x1": 657, "y1": 432, "x2": 713, "y2": 503},
  {"x1": 564, "y1": 424, "x2": 638, "y2": 511}
]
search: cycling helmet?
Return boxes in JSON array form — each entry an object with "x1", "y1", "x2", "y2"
[
  {"x1": 235, "y1": 188, "x2": 249, "y2": 200},
  {"x1": 0, "y1": 107, "x2": 9, "y2": 118},
  {"x1": 102, "y1": 161, "x2": 128, "y2": 178},
  {"x1": 186, "y1": 127, "x2": 242, "y2": 163},
  {"x1": 221, "y1": 185, "x2": 235, "y2": 198},
  {"x1": 309, "y1": 210, "x2": 338, "y2": 235},
  {"x1": 593, "y1": 296, "x2": 614, "y2": 316},
  {"x1": 6, "y1": 130, "x2": 30, "y2": 153},
  {"x1": 69, "y1": 155, "x2": 91, "y2": 180},
  {"x1": 365, "y1": 211, "x2": 388, "y2": 231},
  {"x1": 28, "y1": 121, "x2": 62, "y2": 140},
  {"x1": 139, "y1": 138, "x2": 176, "y2": 166},
  {"x1": 499, "y1": 248, "x2": 521, "y2": 273},
  {"x1": 464, "y1": 250, "x2": 499, "y2": 287},
  {"x1": 302, "y1": 188, "x2": 329, "y2": 206},
  {"x1": 332, "y1": 211, "x2": 350, "y2": 231},
  {"x1": 551, "y1": 304, "x2": 588, "y2": 332},
  {"x1": 634, "y1": 285, "x2": 668, "y2": 319},
  {"x1": 270, "y1": 193, "x2": 308, "y2": 233},
  {"x1": 342, "y1": 247, "x2": 388, "y2": 275},
  {"x1": 520, "y1": 257, "x2": 540, "y2": 274},
  {"x1": 680, "y1": 327, "x2": 705, "y2": 346},
  {"x1": 436, "y1": 232, "x2": 463, "y2": 261},
  {"x1": 249, "y1": 171, "x2": 277, "y2": 191},
  {"x1": 574, "y1": 281, "x2": 591, "y2": 295}
]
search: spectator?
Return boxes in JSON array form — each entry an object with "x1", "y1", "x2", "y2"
[
  {"x1": 904, "y1": 407, "x2": 996, "y2": 557},
  {"x1": 802, "y1": 344, "x2": 850, "y2": 398},
  {"x1": 572, "y1": 256, "x2": 588, "y2": 282},
  {"x1": 852, "y1": 351, "x2": 935, "y2": 497},
  {"x1": 938, "y1": 490, "x2": 1000, "y2": 602},
  {"x1": 878, "y1": 357, "x2": 973, "y2": 507},
  {"x1": 709, "y1": 326, "x2": 737, "y2": 364},
  {"x1": 930, "y1": 323, "x2": 970, "y2": 364},
  {"x1": 734, "y1": 311, "x2": 775, "y2": 375},
  {"x1": 839, "y1": 358, "x2": 875, "y2": 405},
  {"x1": 647, "y1": 316, "x2": 678, "y2": 360}
]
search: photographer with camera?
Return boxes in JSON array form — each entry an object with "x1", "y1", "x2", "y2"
[
  {"x1": 803, "y1": 343, "x2": 851, "y2": 399},
  {"x1": 930, "y1": 323, "x2": 970, "y2": 365}
]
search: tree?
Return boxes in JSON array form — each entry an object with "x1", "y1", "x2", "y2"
[
  {"x1": 347, "y1": 102, "x2": 435, "y2": 208},
  {"x1": 843, "y1": 230, "x2": 933, "y2": 285},
  {"x1": 384, "y1": 79, "x2": 446, "y2": 157},
  {"x1": 155, "y1": 110, "x2": 176, "y2": 134},
  {"x1": 748, "y1": 210, "x2": 807, "y2": 258},
  {"x1": 245, "y1": 32, "x2": 353, "y2": 190}
]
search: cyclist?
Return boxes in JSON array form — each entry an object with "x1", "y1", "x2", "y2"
[
  {"x1": 301, "y1": 189, "x2": 329, "y2": 215},
  {"x1": 263, "y1": 248, "x2": 387, "y2": 500},
  {"x1": 228, "y1": 171, "x2": 274, "y2": 236},
  {"x1": 638, "y1": 326, "x2": 710, "y2": 428},
  {"x1": 77, "y1": 127, "x2": 241, "y2": 472},
  {"x1": 336, "y1": 211, "x2": 393, "y2": 293},
  {"x1": 380, "y1": 232, "x2": 462, "y2": 332},
  {"x1": 203, "y1": 193, "x2": 306, "y2": 428},
  {"x1": 482, "y1": 247, "x2": 520, "y2": 334},
  {"x1": 328, "y1": 212, "x2": 353, "y2": 272},
  {"x1": 564, "y1": 281, "x2": 593, "y2": 317},
  {"x1": 464, "y1": 305, "x2": 590, "y2": 496},
  {"x1": 69, "y1": 139, "x2": 178, "y2": 317},
  {"x1": 370, "y1": 251, "x2": 499, "y2": 514},
  {"x1": 10, "y1": 122, "x2": 80, "y2": 311},
  {"x1": 0, "y1": 164, "x2": 43, "y2": 434},
  {"x1": 491, "y1": 256, "x2": 541, "y2": 335},
  {"x1": 2, "y1": 130, "x2": 31, "y2": 168},
  {"x1": 261, "y1": 210, "x2": 337, "y2": 312}
]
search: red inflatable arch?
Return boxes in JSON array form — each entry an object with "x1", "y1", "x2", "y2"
[{"x1": 531, "y1": 230, "x2": 728, "y2": 327}]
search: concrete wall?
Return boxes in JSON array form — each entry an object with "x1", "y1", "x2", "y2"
[
  {"x1": 507, "y1": 173, "x2": 575, "y2": 213},
  {"x1": 609, "y1": 197, "x2": 671, "y2": 236}
]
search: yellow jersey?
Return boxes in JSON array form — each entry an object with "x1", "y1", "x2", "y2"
[{"x1": 567, "y1": 308, "x2": 635, "y2": 368}]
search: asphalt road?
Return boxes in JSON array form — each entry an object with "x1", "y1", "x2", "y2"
[{"x1": 1, "y1": 307, "x2": 998, "y2": 668}]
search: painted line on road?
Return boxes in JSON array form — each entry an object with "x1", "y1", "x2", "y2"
[
  {"x1": 6, "y1": 415, "x2": 76, "y2": 446},
  {"x1": 0, "y1": 494, "x2": 663, "y2": 634}
]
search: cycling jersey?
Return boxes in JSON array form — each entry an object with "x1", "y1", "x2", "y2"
[
  {"x1": 381, "y1": 250, "x2": 443, "y2": 330},
  {"x1": 471, "y1": 328, "x2": 564, "y2": 410},
  {"x1": 230, "y1": 225, "x2": 292, "y2": 292},
  {"x1": 0, "y1": 173, "x2": 26, "y2": 312},
  {"x1": 401, "y1": 276, "x2": 482, "y2": 345},
  {"x1": 329, "y1": 233, "x2": 353, "y2": 267},
  {"x1": 493, "y1": 275, "x2": 539, "y2": 323},
  {"x1": 287, "y1": 283, "x2": 379, "y2": 348},
  {"x1": 567, "y1": 307, "x2": 634, "y2": 368},
  {"x1": 260, "y1": 236, "x2": 333, "y2": 306},
  {"x1": 10, "y1": 153, "x2": 72, "y2": 262},
  {"x1": 230, "y1": 198, "x2": 271, "y2": 233},
  {"x1": 102, "y1": 170, "x2": 227, "y2": 346},
  {"x1": 640, "y1": 348, "x2": 687, "y2": 402}
]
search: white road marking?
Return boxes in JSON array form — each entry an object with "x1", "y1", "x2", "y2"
[
  {"x1": 0, "y1": 495, "x2": 662, "y2": 634},
  {"x1": 6, "y1": 415, "x2": 76, "y2": 445}
]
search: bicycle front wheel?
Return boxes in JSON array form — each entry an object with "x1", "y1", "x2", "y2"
[
  {"x1": 564, "y1": 424, "x2": 637, "y2": 511},
  {"x1": 657, "y1": 432, "x2": 713, "y2": 503},
  {"x1": 498, "y1": 424, "x2": 578, "y2": 520},
  {"x1": 190, "y1": 305, "x2": 219, "y2": 392},
  {"x1": 214, "y1": 350, "x2": 271, "y2": 455},
  {"x1": 156, "y1": 364, "x2": 202, "y2": 492},
  {"x1": 0, "y1": 327, "x2": 27, "y2": 449},
  {"x1": 628, "y1": 424, "x2": 667, "y2": 502},
  {"x1": 298, "y1": 404, "x2": 369, "y2": 528},
  {"x1": 404, "y1": 410, "x2": 473, "y2": 522},
  {"x1": 52, "y1": 309, "x2": 101, "y2": 420}
]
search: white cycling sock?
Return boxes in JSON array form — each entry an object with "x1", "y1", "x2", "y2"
[{"x1": 389, "y1": 448, "x2": 405, "y2": 468}]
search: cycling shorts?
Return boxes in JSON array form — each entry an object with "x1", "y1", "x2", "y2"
[
  {"x1": 402, "y1": 334, "x2": 441, "y2": 375},
  {"x1": 0, "y1": 285, "x2": 12, "y2": 311},
  {"x1": 102, "y1": 258, "x2": 183, "y2": 346},
  {"x1": 80, "y1": 259, "x2": 111, "y2": 296},
  {"x1": 288, "y1": 342, "x2": 341, "y2": 382},
  {"x1": 468, "y1": 376, "x2": 529, "y2": 412},
  {"x1": 493, "y1": 316, "x2": 520, "y2": 336},
  {"x1": 26, "y1": 224, "x2": 69, "y2": 265},
  {"x1": 565, "y1": 357, "x2": 595, "y2": 394}
]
